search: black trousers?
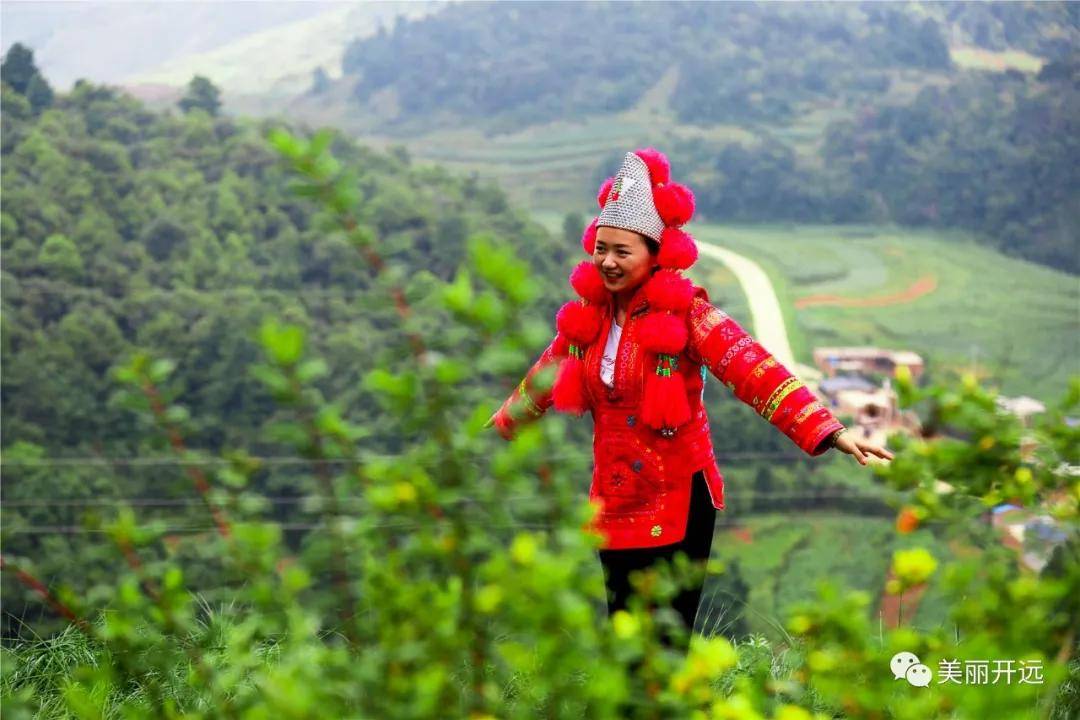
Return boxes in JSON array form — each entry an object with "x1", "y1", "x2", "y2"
[{"x1": 597, "y1": 469, "x2": 717, "y2": 654}]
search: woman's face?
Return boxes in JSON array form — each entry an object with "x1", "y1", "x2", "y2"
[{"x1": 593, "y1": 225, "x2": 656, "y2": 295}]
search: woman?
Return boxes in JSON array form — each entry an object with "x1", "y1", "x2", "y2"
[{"x1": 486, "y1": 148, "x2": 893, "y2": 653}]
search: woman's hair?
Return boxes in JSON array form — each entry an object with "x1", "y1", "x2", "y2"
[{"x1": 644, "y1": 235, "x2": 660, "y2": 256}]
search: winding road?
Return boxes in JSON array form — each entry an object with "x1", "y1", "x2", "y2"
[{"x1": 696, "y1": 240, "x2": 822, "y2": 384}]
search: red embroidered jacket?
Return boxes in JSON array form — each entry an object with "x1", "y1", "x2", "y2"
[{"x1": 493, "y1": 283, "x2": 845, "y2": 550}]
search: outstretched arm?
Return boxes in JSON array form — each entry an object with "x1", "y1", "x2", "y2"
[
  {"x1": 686, "y1": 296, "x2": 845, "y2": 457},
  {"x1": 484, "y1": 336, "x2": 563, "y2": 440}
]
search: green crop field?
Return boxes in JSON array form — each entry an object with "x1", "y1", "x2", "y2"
[{"x1": 693, "y1": 223, "x2": 1078, "y2": 405}]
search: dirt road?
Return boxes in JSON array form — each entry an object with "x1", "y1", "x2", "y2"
[{"x1": 696, "y1": 240, "x2": 821, "y2": 382}]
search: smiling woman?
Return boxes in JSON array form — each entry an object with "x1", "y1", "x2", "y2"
[
  {"x1": 486, "y1": 147, "x2": 890, "y2": 654},
  {"x1": 593, "y1": 226, "x2": 659, "y2": 322}
]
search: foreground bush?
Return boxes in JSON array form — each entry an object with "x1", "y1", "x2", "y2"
[{"x1": 2, "y1": 128, "x2": 1076, "y2": 719}]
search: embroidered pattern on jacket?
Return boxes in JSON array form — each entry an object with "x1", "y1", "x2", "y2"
[{"x1": 763, "y1": 376, "x2": 803, "y2": 421}]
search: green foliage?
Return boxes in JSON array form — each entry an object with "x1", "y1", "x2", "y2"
[
  {"x1": 1, "y1": 42, "x2": 53, "y2": 114},
  {"x1": 4, "y1": 76, "x2": 1075, "y2": 716},
  {"x1": 2, "y1": 90, "x2": 1077, "y2": 720},
  {"x1": 36, "y1": 234, "x2": 83, "y2": 281}
]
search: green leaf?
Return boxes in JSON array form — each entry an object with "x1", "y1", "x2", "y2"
[
  {"x1": 266, "y1": 127, "x2": 303, "y2": 159},
  {"x1": 434, "y1": 357, "x2": 468, "y2": 385},
  {"x1": 296, "y1": 358, "x2": 329, "y2": 383},
  {"x1": 260, "y1": 318, "x2": 305, "y2": 367},
  {"x1": 164, "y1": 405, "x2": 189, "y2": 425},
  {"x1": 443, "y1": 267, "x2": 474, "y2": 315},
  {"x1": 148, "y1": 358, "x2": 176, "y2": 383}
]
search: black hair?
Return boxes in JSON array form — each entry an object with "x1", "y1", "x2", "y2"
[{"x1": 645, "y1": 236, "x2": 660, "y2": 256}]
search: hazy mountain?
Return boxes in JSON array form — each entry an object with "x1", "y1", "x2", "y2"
[{"x1": 0, "y1": 1, "x2": 361, "y2": 92}]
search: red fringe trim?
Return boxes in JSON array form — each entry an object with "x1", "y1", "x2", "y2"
[{"x1": 641, "y1": 370, "x2": 691, "y2": 431}]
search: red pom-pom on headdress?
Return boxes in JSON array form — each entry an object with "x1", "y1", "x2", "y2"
[
  {"x1": 569, "y1": 261, "x2": 607, "y2": 305},
  {"x1": 581, "y1": 216, "x2": 598, "y2": 255},
  {"x1": 657, "y1": 227, "x2": 699, "y2": 270},
  {"x1": 634, "y1": 147, "x2": 671, "y2": 186},
  {"x1": 644, "y1": 269, "x2": 694, "y2": 312},
  {"x1": 597, "y1": 177, "x2": 615, "y2": 209},
  {"x1": 654, "y1": 182, "x2": 695, "y2": 226}
]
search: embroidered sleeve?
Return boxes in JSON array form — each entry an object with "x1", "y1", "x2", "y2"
[
  {"x1": 490, "y1": 335, "x2": 562, "y2": 438},
  {"x1": 687, "y1": 296, "x2": 844, "y2": 456}
]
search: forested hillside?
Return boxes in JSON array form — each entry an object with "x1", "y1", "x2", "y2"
[
  {"x1": 0, "y1": 76, "x2": 570, "y2": 456},
  {"x1": 320, "y1": 1, "x2": 1078, "y2": 273}
]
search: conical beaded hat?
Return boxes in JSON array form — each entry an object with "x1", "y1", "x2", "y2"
[{"x1": 596, "y1": 152, "x2": 666, "y2": 243}]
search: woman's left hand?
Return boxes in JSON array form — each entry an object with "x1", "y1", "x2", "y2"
[{"x1": 833, "y1": 430, "x2": 895, "y2": 465}]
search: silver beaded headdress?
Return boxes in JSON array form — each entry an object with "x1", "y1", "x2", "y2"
[{"x1": 596, "y1": 152, "x2": 666, "y2": 243}]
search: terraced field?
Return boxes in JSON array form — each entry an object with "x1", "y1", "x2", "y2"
[{"x1": 693, "y1": 223, "x2": 1078, "y2": 405}]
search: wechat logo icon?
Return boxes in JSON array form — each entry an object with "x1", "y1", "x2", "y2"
[{"x1": 891, "y1": 651, "x2": 932, "y2": 687}]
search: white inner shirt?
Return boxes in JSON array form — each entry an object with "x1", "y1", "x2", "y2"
[{"x1": 600, "y1": 319, "x2": 622, "y2": 388}]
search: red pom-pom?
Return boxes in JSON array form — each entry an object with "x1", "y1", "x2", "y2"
[
  {"x1": 641, "y1": 370, "x2": 691, "y2": 431},
  {"x1": 634, "y1": 147, "x2": 670, "y2": 185},
  {"x1": 644, "y1": 269, "x2": 694, "y2": 312},
  {"x1": 569, "y1": 261, "x2": 608, "y2": 305},
  {"x1": 555, "y1": 300, "x2": 602, "y2": 345},
  {"x1": 657, "y1": 227, "x2": 699, "y2": 270},
  {"x1": 654, "y1": 182, "x2": 695, "y2": 226},
  {"x1": 597, "y1": 177, "x2": 615, "y2": 209},
  {"x1": 552, "y1": 355, "x2": 589, "y2": 415},
  {"x1": 636, "y1": 312, "x2": 688, "y2": 355},
  {"x1": 581, "y1": 216, "x2": 598, "y2": 255}
]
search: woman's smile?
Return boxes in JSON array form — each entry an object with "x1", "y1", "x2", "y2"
[{"x1": 593, "y1": 225, "x2": 656, "y2": 296}]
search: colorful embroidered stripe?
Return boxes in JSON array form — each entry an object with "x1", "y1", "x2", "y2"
[
  {"x1": 762, "y1": 376, "x2": 803, "y2": 421},
  {"x1": 517, "y1": 378, "x2": 543, "y2": 416}
]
